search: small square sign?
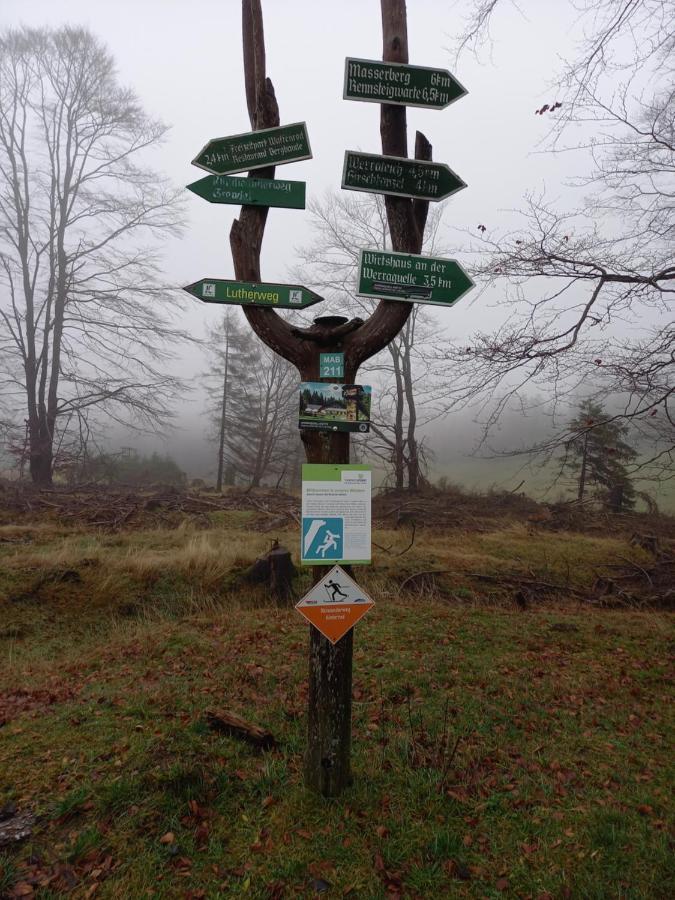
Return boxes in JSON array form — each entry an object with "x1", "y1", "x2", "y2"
[{"x1": 319, "y1": 352, "x2": 344, "y2": 378}]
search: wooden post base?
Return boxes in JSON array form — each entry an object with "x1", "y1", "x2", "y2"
[{"x1": 304, "y1": 624, "x2": 354, "y2": 796}]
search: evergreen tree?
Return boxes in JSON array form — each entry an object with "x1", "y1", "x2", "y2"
[
  {"x1": 203, "y1": 315, "x2": 298, "y2": 488},
  {"x1": 562, "y1": 400, "x2": 637, "y2": 511}
]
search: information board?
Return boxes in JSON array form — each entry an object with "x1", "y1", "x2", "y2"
[{"x1": 301, "y1": 465, "x2": 371, "y2": 566}]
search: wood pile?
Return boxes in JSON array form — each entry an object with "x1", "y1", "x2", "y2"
[{"x1": 0, "y1": 480, "x2": 300, "y2": 533}]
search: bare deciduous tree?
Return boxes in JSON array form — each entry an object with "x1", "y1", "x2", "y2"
[
  {"x1": 0, "y1": 26, "x2": 186, "y2": 486},
  {"x1": 443, "y1": 0, "x2": 674, "y2": 481}
]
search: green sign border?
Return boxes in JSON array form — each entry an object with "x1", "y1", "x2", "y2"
[
  {"x1": 356, "y1": 249, "x2": 474, "y2": 307},
  {"x1": 343, "y1": 57, "x2": 467, "y2": 110}
]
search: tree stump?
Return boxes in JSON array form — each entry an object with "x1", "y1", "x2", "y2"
[{"x1": 245, "y1": 541, "x2": 296, "y2": 603}]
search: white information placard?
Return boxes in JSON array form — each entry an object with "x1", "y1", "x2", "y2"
[{"x1": 301, "y1": 464, "x2": 371, "y2": 566}]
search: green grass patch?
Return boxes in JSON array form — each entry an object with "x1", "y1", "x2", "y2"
[{"x1": 0, "y1": 521, "x2": 672, "y2": 898}]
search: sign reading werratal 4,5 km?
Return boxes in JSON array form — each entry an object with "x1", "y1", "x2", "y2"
[
  {"x1": 342, "y1": 151, "x2": 465, "y2": 202},
  {"x1": 357, "y1": 250, "x2": 474, "y2": 307},
  {"x1": 344, "y1": 58, "x2": 467, "y2": 109},
  {"x1": 192, "y1": 123, "x2": 312, "y2": 176}
]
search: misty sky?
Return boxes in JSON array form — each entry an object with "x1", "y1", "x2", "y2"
[{"x1": 1, "y1": 0, "x2": 598, "y2": 488}]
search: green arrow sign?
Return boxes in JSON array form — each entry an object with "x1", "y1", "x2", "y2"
[
  {"x1": 357, "y1": 250, "x2": 474, "y2": 307},
  {"x1": 192, "y1": 122, "x2": 312, "y2": 176},
  {"x1": 342, "y1": 151, "x2": 465, "y2": 202},
  {"x1": 344, "y1": 58, "x2": 467, "y2": 110},
  {"x1": 183, "y1": 279, "x2": 324, "y2": 310},
  {"x1": 186, "y1": 175, "x2": 306, "y2": 209}
]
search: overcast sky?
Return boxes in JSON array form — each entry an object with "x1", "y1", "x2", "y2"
[
  {"x1": 1, "y1": 0, "x2": 583, "y2": 327},
  {"x1": 1, "y1": 0, "x2": 591, "y2": 483}
]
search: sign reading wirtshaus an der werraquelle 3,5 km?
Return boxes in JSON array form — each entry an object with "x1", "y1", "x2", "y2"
[
  {"x1": 342, "y1": 151, "x2": 465, "y2": 202},
  {"x1": 192, "y1": 122, "x2": 311, "y2": 176},
  {"x1": 357, "y1": 250, "x2": 474, "y2": 307},
  {"x1": 343, "y1": 58, "x2": 467, "y2": 109},
  {"x1": 183, "y1": 279, "x2": 323, "y2": 310}
]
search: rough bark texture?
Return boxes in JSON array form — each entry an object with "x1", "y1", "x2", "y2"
[{"x1": 231, "y1": 0, "x2": 429, "y2": 796}]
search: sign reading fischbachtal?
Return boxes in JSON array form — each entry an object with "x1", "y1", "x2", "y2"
[
  {"x1": 342, "y1": 151, "x2": 465, "y2": 202},
  {"x1": 344, "y1": 58, "x2": 467, "y2": 110},
  {"x1": 301, "y1": 464, "x2": 371, "y2": 566},
  {"x1": 192, "y1": 122, "x2": 311, "y2": 176},
  {"x1": 357, "y1": 250, "x2": 474, "y2": 307},
  {"x1": 183, "y1": 279, "x2": 323, "y2": 309},
  {"x1": 295, "y1": 565, "x2": 374, "y2": 645},
  {"x1": 187, "y1": 175, "x2": 306, "y2": 209}
]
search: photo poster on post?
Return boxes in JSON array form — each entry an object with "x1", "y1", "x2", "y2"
[
  {"x1": 301, "y1": 464, "x2": 372, "y2": 566},
  {"x1": 299, "y1": 382, "x2": 371, "y2": 433}
]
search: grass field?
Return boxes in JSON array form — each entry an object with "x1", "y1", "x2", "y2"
[{"x1": 0, "y1": 511, "x2": 673, "y2": 898}]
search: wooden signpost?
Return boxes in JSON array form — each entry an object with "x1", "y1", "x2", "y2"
[{"x1": 187, "y1": 0, "x2": 470, "y2": 797}]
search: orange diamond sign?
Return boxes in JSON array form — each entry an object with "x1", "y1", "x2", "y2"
[{"x1": 295, "y1": 565, "x2": 374, "y2": 644}]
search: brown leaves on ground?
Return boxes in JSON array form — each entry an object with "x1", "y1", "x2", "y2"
[
  {"x1": 372, "y1": 851, "x2": 404, "y2": 898},
  {"x1": 0, "y1": 684, "x2": 79, "y2": 726},
  {"x1": 7, "y1": 852, "x2": 116, "y2": 898}
]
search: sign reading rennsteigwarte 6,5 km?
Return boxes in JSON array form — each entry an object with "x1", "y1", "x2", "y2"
[
  {"x1": 183, "y1": 279, "x2": 324, "y2": 309},
  {"x1": 192, "y1": 123, "x2": 312, "y2": 176},
  {"x1": 343, "y1": 58, "x2": 467, "y2": 109},
  {"x1": 342, "y1": 151, "x2": 465, "y2": 202},
  {"x1": 357, "y1": 250, "x2": 474, "y2": 307}
]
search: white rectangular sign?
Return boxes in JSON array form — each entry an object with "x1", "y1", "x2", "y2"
[{"x1": 301, "y1": 464, "x2": 371, "y2": 566}]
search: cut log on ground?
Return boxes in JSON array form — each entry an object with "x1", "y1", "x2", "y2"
[{"x1": 205, "y1": 710, "x2": 276, "y2": 750}]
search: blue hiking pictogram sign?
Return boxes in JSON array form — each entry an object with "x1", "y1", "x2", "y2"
[{"x1": 302, "y1": 517, "x2": 343, "y2": 561}]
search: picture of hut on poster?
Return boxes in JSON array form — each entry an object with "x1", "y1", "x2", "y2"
[
  {"x1": 299, "y1": 383, "x2": 371, "y2": 433},
  {"x1": 301, "y1": 464, "x2": 371, "y2": 565}
]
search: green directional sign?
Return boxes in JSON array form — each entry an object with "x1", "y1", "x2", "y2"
[
  {"x1": 183, "y1": 279, "x2": 324, "y2": 310},
  {"x1": 357, "y1": 250, "x2": 474, "y2": 307},
  {"x1": 186, "y1": 175, "x2": 306, "y2": 209},
  {"x1": 192, "y1": 122, "x2": 311, "y2": 176},
  {"x1": 344, "y1": 58, "x2": 467, "y2": 110},
  {"x1": 342, "y1": 151, "x2": 465, "y2": 202}
]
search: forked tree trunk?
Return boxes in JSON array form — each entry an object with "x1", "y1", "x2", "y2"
[{"x1": 230, "y1": 0, "x2": 430, "y2": 796}]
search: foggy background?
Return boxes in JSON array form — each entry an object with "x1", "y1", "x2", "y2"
[{"x1": 2, "y1": 0, "x2": 667, "y2": 504}]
